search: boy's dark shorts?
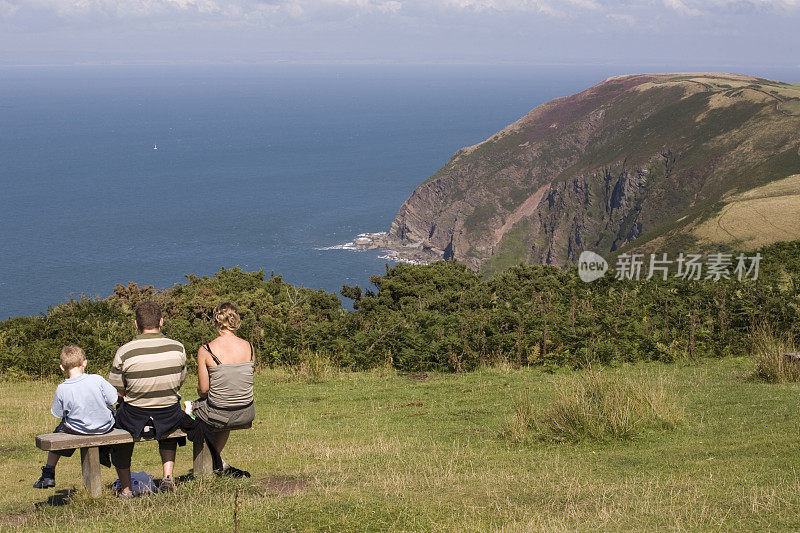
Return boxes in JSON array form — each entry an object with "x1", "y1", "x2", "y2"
[
  {"x1": 51, "y1": 421, "x2": 87, "y2": 457},
  {"x1": 51, "y1": 421, "x2": 114, "y2": 459}
]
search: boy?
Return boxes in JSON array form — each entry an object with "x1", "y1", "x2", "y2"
[{"x1": 33, "y1": 345, "x2": 118, "y2": 489}]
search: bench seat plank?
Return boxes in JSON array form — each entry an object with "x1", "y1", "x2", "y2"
[{"x1": 35, "y1": 429, "x2": 188, "y2": 451}]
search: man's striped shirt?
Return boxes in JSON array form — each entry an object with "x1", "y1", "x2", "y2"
[{"x1": 108, "y1": 332, "x2": 187, "y2": 408}]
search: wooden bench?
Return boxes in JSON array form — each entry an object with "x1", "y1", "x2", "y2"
[{"x1": 35, "y1": 428, "x2": 214, "y2": 498}]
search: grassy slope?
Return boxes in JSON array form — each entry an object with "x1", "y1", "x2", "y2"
[
  {"x1": 448, "y1": 74, "x2": 800, "y2": 269},
  {"x1": 693, "y1": 174, "x2": 800, "y2": 249},
  {"x1": 593, "y1": 76, "x2": 800, "y2": 260},
  {"x1": 3, "y1": 359, "x2": 800, "y2": 531}
]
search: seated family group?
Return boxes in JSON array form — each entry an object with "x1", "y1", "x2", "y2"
[{"x1": 33, "y1": 301, "x2": 255, "y2": 498}]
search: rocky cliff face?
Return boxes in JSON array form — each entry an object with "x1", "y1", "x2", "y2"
[{"x1": 384, "y1": 73, "x2": 800, "y2": 272}]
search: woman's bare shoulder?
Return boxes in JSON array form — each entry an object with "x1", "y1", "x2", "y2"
[
  {"x1": 197, "y1": 343, "x2": 212, "y2": 364},
  {"x1": 206, "y1": 334, "x2": 250, "y2": 362},
  {"x1": 232, "y1": 336, "x2": 252, "y2": 360}
]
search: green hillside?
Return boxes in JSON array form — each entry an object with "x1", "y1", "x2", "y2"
[{"x1": 383, "y1": 73, "x2": 800, "y2": 273}]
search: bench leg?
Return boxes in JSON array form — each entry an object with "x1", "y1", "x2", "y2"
[
  {"x1": 80, "y1": 447, "x2": 102, "y2": 498},
  {"x1": 193, "y1": 437, "x2": 213, "y2": 477}
]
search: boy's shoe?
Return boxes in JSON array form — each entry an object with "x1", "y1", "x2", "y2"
[
  {"x1": 33, "y1": 466, "x2": 56, "y2": 489},
  {"x1": 158, "y1": 477, "x2": 176, "y2": 493},
  {"x1": 117, "y1": 490, "x2": 136, "y2": 499}
]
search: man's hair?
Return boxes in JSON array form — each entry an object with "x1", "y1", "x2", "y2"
[
  {"x1": 135, "y1": 301, "x2": 162, "y2": 332},
  {"x1": 60, "y1": 345, "x2": 86, "y2": 371},
  {"x1": 212, "y1": 302, "x2": 241, "y2": 332}
]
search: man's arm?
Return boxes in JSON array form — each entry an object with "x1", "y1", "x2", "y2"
[
  {"x1": 100, "y1": 377, "x2": 119, "y2": 407},
  {"x1": 107, "y1": 348, "x2": 125, "y2": 399},
  {"x1": 179, "y1": 346, "x2": 187, "y2": 388}
]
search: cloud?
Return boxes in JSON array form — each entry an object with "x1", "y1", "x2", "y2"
[
  {"x1": 662, "y1": 0, "x2": 800, "y2": 15},
  {"x1": 606, "y1": 12, "x2": 637, "y2": 24},
  {"x1": 0, "y1": 0, "x2": 797, "y2": 66},
  {"x1": 2, "y1": 0, "x2": 404, "y2": 18},
  {"x1": 436, "y1": 0, "x2": 605, "y2": 16},
  {"x1": 0, "y1": 0, "x2": 600, "y2": 20},
  {"x1": 1, "y1": 0, "x2": 798, "y2": 24},
  {"x1": 662, "y1": 0, "x2": 702, "y2": 15},
  {"x1": 6, "y1": 0, "x2": 224, "y2": 17},
  {"x1": 336, "y1": 0, "x2": 402, "y2": 13},
  {"x1": 0, "y1": 0, "x2": 19, "y2": 16}
]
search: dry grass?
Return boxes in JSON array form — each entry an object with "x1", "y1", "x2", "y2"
[
  {"x1": 287, "y1": 350, "x2": 338, "y2": 383},
  {"x1": 504, "y1": 391, "x2": 536, "y2": 442},
  {"x1": 749, "y1": 325, "x2": 800, "y2": 383},
  {"x1": 523, "y1": 367, "x2": 682, "y2": 443},
  {"x1": 778, "y1": 99, "x2": 800, "y2": 115},
  {"x1": 693, "y1": 174, "x2": 800, "y2": 249}
]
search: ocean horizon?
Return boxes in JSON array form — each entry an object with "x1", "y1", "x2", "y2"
[{"x1": 2, "y1": 64, "x2": 798, "y2": 319}]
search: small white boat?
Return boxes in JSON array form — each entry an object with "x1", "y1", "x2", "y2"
[{"x1": 153, "y1": 144, "x2": 158, "y2": 151}]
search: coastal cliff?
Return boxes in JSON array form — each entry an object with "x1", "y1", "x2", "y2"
[{"x1": 378, "y1": 73, "x2": 800, "y2": 272}]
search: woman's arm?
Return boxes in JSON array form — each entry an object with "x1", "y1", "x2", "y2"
[{"x1": 197, "y1": 347, "x2": 210, "y2": 398}]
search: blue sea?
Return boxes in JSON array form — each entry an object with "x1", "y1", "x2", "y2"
[{"x1": 1, "y1": 64, "x2": 797, "y2": 319}]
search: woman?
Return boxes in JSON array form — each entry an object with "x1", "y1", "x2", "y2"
[{"x1": 191, "y1": 302, "x2": 255, "y2": 477}]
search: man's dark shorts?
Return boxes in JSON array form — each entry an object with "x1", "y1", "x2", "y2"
[{"x1": 110, "y1": 402, "x2": 188, "y2": 470}]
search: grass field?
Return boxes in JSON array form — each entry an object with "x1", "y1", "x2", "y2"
[
  {"x1": 3, "y1": 358, "x2": 800, "y2": 531},
  {"x1": 694, "y1": 174, "x2": 800, "y2": 249}
]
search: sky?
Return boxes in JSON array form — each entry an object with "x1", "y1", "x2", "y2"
[{"x1": 0, "y1": 0, "x2": 799, "y2": 69}]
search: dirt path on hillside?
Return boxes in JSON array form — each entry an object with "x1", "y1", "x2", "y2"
[{"x1": 492, "y1": 183, "x2": 551, "y2": 248}]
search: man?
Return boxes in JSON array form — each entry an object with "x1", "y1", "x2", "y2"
[{"x1": 108, "y1": 301, "x2": 187, "y2": 497}]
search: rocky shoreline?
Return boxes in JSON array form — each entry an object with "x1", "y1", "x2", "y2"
[{"x1": 319, "y1": 232, "x2": 444, "y2": 265}]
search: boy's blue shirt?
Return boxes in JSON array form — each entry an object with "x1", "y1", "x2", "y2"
[{"x1": 51, "y1": 373, "x2": 117, "y2": 434}]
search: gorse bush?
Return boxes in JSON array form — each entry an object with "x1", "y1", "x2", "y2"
[
  {"x1": 2, "y1": 240, "x2": 800, "y2": 377},
  {"x1": 749, "y1": 325, "x2": 800, "y2": 383},
  {"x1": 0, "y1": 269, "x2": 345, "y2": 378},
  {"x1": 0, "y1": 299, "x2": 133, "y2": 377},
  {"x1": 534, "y1": 368, "x2": 681, "y2": 442}
]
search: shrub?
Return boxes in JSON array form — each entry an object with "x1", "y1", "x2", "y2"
[
  {"x1": 749, "y1": 326, "x2": 800, "y2": 383},
  {"x1": 534, "y1": 368, "x2": 681, "y2": 442},
  {"x1": 4, "y1": 238, "x2": 800, "y2": 378}
]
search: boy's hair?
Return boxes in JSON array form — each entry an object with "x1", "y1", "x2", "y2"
[
  {"x1": 212, "y1": 302, "x2": 241, "y2": 332},
  {"x1": 60, "y1": 345, "x2": 86, "y2": 371},
  {"x1": 135, "y1": 301, "x2": 162, "y2": 332}
]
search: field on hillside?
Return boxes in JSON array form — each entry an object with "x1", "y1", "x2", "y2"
[
  {"x1": 694, "y1": 174, "x2": 800, "y2": 249},
  {"x1": 2, "y1": 359, "x2": 800, "y2": 531}
]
